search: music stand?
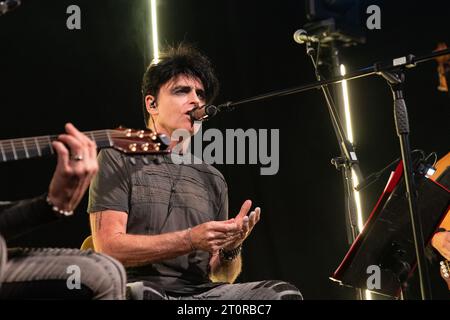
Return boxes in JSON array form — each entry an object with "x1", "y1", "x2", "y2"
[{"x1": 330, "y1": 162, "x2": 450, "y2": 298}]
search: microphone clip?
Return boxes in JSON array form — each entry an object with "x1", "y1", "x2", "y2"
[{"x1": 0, "y1": 0, "x2": 21, "y2": 16}]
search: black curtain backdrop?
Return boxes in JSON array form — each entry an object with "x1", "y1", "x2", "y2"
[{"x1": 0, "y1": 0, "x2": 448, "y2": 299}]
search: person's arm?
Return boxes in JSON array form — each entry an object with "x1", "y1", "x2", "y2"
[
  {"x1": 430, "y1": 152, "x2": 450, "y2": 260},
  {"x1": 0, "y1": 123, "x2": 98, "y2": 241},
  {"x1": 88, "y1": 149, "x2": 242, "y2": 267},
  {"x1": 0, "y1": 195, "x2": 59, "y2": 240},
  {"x1": 209, "y1": 200, "x2": 260, "y2": 283},
  {"x1": 46, "y1": 123, "x2": 98, "y2": 213},
  {"x1": 90, "y1": 210, "x2": 241, "y2": 267},
  {"x1": 209, "y1": 249, "x2": 243, "y2": 284},
  {"x1": 432, "y1": 212, "x2": 450, "y2": 260}
]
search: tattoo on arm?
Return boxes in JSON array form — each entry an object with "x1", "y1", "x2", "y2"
[{"x1": 96, "y1": 212, "x2": 103, "y2": 231}]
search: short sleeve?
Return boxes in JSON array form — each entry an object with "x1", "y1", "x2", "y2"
[
  {"x1": 216, "y1": 179, "x2": 229, "y2": 221},
  {"x1": 87, "y1": 148, "x2": 131, "y2": 214}
]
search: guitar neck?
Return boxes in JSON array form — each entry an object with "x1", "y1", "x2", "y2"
[{"x1": 0, "y1": 130, "x2": 114, "y2": 163}]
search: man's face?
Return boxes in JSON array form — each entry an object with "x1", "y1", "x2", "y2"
[{"x1": 150, "y1": 75, "x2": 205, "y2": 137}]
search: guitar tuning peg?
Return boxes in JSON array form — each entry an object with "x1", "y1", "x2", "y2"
[{"x1": 129, "y1": 143, "x2": 137, "y2": 152}]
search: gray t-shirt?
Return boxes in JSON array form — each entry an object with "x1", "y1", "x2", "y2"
[{"x1": 88, "y1": 148, "x2": 228, "y2": 294}]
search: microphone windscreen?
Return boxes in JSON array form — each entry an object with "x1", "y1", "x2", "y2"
[{"x1": 205, "y1": 105, "x2": 218, "y2": 117}]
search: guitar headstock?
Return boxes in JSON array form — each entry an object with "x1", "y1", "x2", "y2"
[
  {"x1": 109, "y1": 127, "x2": 171, "y2": 154},
  {"x1": 435, "y1": 43, "x2": 450, "y2": 64},
  {"x1": 434, "y1": 42, "x2": 450, "y2": 92},
  {"x1": 439, "y1": 260, "x2": 450, "y2": 290}
]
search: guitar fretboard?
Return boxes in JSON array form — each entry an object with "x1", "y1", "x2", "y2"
[{"x1": 0, "y1": 130, "x2": 114, "y2": 163}]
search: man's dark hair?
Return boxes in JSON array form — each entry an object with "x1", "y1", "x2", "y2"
[{"x1": 141, "y1": 43, "x2": 219, "y2": 126}]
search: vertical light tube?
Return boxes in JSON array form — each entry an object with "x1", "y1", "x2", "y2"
[
  {"x1": 340, "y1": 64, "x2": 372, "y2": 300},
  {"x1": 340, "y1": 64, "x2": 363, "y2": 232},
  {"x1": 150, "y1": 0, "x2": 159, "y2": 62},
  {"x1": 340, "y1": 64, "x2": 353, "y2": 144}
]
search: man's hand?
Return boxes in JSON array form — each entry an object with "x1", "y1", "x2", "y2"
[
  {"x1": 47, "y1": 123, "x2": 98, "y2": 213},
  {"x1": 432, "y1": 231, "x2": 450, "y2": 261},
  {"x1": 190, "y1": 200, "x2": 261, "y2": 254},
  {"x1": 190, "y1": 220, "x2": 242, "y2": 253},
  {"x1": 223, "y1": 199, "x2": 261, "y2": 251}
]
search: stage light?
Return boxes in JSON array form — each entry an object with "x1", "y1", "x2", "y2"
[
  {"x1": 340, "y1": 64, "x2": 363, "y2": 228},
  {"x1": 341, "y1": 63, "x2": 373, "y2": 301},
  {"x1": 149, "y1": 0, "x2": 159, "y2": 62},
  {"x1": 340, "y1": 64, "x2": 354, "y2": 143}
]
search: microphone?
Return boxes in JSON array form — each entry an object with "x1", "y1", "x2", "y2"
[
  {"x1": 293, "y1": 29, "x2": 319, "y2": 44},
  {"x1": 189, "y1": 101, "x2": 234, "y2": 122},
  {"x1": 0, "y1": 0, "x2": 21, "y2": 16},
  {"x1": 189, "y1": 104, "x2": 219, "y2": 122}
]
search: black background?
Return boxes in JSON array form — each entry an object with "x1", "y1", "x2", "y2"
[{"x1": 0, "y1": 0, "x2": 448, "y2": 299}]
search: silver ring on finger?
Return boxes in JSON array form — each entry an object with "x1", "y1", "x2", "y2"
[{"x1": 71, "y1": 154, "x2": 84, "y2": 161}]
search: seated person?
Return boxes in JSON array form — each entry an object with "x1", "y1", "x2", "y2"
[
  {"x1": 88, "y1": 44, "x2": 302, "y2": 300},
  {"x1": 0, "y1": 123, "x2": 126, "y2": 299}
]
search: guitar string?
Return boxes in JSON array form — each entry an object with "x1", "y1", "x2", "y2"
[{"x1": 0, "y1": 130, "x2": 164, "y2": 153}]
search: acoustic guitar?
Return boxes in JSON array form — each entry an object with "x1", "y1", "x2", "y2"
[{"x1": 0, "y1": 127, "x2": 170, "y2": 163}]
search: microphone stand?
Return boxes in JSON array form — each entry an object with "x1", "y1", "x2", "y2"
[
  {"x1": 212, "y1": 48, "x2": 450, "y2": 108},
  {"x1": 304, "y1": 39, "x2": 365, "y2": 300},
  {"x1": 379, "y1": 69, "x2": 432, "y2": 300},
  {"x1": 207, "y1": 47, "x2": 450, "y2": 300}
]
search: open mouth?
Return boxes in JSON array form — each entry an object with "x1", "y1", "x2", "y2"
[
  {"x1": 186, "y1": 106, "x2": 198, "y2": 115},
  {"x1": 186, "y1": 108, "x2": 198, "y2": 124},
  {"x1": 185, "y1": 112, "x2": 194, "y2": 126}
]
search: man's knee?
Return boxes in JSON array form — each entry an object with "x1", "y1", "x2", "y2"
[
  {"x1": 254, "y1": 280, "x2": 303, "y2": 300},
  {"x1": 77, "y1": 251, "x2": 126, "y2": 300},
  {"x1": 0, "y1": 235, "x2": 6, "y2": 285},
  {"x1": 271, "y1": 281, "x2": 303, "y2": 300}
]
